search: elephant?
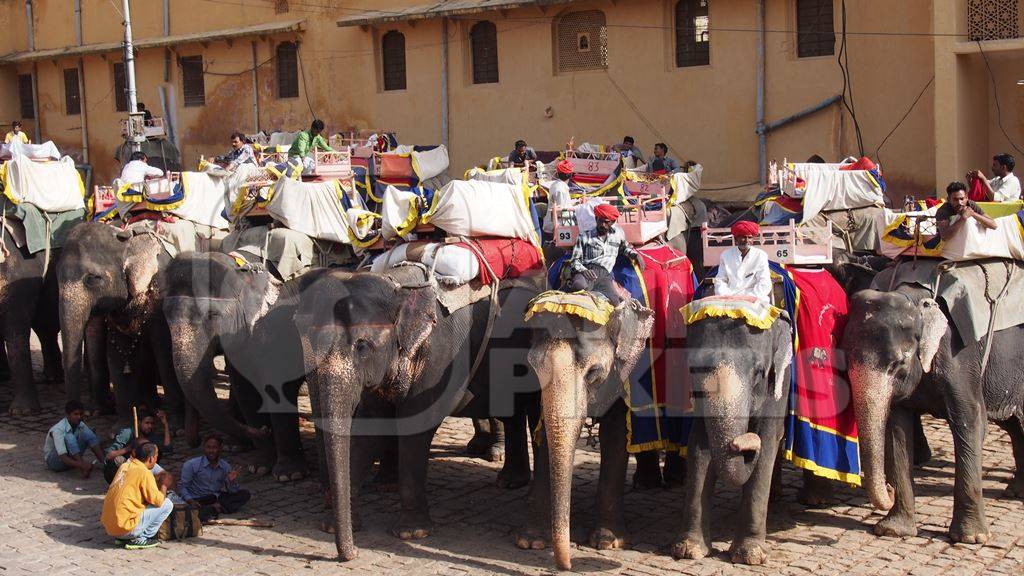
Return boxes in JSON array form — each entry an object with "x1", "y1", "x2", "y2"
[
  {"x1": 516, "y1": 298, "x2": 654, "y2": 570},
  {"x1": 672, "y1": 311, "x2": 793, "y2": 565},
  {"x1": 58, "y1": 222, "x2": 184, "y2": 424},
  {"x1": 296, "y1": 267, "x2": 542, "y2": 561},
  {"x1": 162, "y1": 251, "x2": 330, "y2": 481},
  {"x1": 842, "y1": 283, "x2": 1024, "y2": 543}
]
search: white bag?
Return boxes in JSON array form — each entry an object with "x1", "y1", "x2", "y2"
[
  {"x1": 425, "y1": 180, "x2": 536, "y2": 243},
  {"x1": 3, "y1": 155, "x2": 84, "y2": 212}
]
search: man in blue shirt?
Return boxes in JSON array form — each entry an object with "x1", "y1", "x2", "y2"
[
  {"x1": 178, "y1": 435, "x2": 250, "y2": 522},
  {"x1": 103, "y1": 410, "x2": 173, "y2": 484},
  {"x1": 43, "y1": 400, "x2": 103, "y2": 477}
]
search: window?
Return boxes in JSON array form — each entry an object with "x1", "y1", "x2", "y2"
[
  {"x1": 968, "y1": 0, "x2": 1019, "y2": 41},
  {"x1": 276, "y1": 42, "x2": 299, "y2": 99},
  {"x1": 274, "y1": 0, "x2": 289, "y2": 13},
  {"x1": 64, "y1": 68, "x2": 81, "y2": 115},
  {"x1": 556, "y1": 11, "x2": 608, "y2": 73},
  {"x1": 796, "y1": 0, "x2": 835, "y2": 58},
  {"x1": 675, "y1": 0, "x2": 710, "y2": 67},
  {"x1": 180, "y1": 56, "x2": 206, "y2": 107},
  {"x1": 17, "y1": 74, "x2": 34, "y2": 119},
  {"x1": 113, "y1": 62, "x2": 128, "y2": 112},
  {"x1": 382, "y1": 31, "x2": 406, "y2": 91},
  {"x1": 470, "y1": 21, "x2": 499, "y2": 84}
]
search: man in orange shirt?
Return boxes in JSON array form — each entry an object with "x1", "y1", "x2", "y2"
[{"x1": 100, "y1": 442, "x2": 173, "y2": 549}]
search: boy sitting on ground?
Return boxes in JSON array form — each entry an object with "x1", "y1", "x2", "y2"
[
  {"x1": 104, "y1": 410, "x2": 173, "y2": 483},
  {"x1": 43, "y1": 400, "x2": 104, "y2": 478}
]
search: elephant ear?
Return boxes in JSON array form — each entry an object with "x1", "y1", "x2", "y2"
[
  {"x1": 391, "y1": 286, "x2": 437, "y2": 387},
  {"x1": 607, "y1": 300, "x2": 654, "y2": 384},
  {"x1": 769, "y1": 315, "x2": 794, "y2": 401},
  {"x1": 916, "y1": 298, "x2": 947, "y2": 373}
]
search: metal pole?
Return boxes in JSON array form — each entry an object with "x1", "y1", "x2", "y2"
[
  {"x1": 440, "y1": 18, "x2": 449, "y2": 149},
  {"x1": 756, "y1": 0, "x2": 766, "y2": 187},
  {"x1": 26, "y1": 1, "x2": 41, "y2": 143},
  {"x1": 122, "y1": 0, "x2": 141, "y2": 152},
  {"x1": 75, "y1": 0, "x2": 89, "y2": 163},
  {"x1": 251, "y1": 41, "x2": 260, "y2": 134}
]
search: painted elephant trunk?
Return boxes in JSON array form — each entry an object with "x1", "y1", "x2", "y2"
[
  {"x1": 169, "y1": 325, "x2": 264, "y2": 441},
  {"x1": 849, "y1": 362, "x2": 895, "y2": 511},
  {"x1": 318, "y1": 376, "x2": 358, "y2": 561},
  {"x1": 59, "y1": 282, "x2": 89, "y2": 402},
  {"x1": 701, "y1": 365, "x2": 757, "y2": 489}
]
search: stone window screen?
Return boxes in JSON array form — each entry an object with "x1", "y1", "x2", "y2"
[
  {"x1": 968, "y1": 0, "x2": 1020, "y2": 41},
  {"x1": 556, "y1": 10, "x2": 608, "y2": 72}
]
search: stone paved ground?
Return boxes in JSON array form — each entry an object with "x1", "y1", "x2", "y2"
[{"x1": 2, "y1": 365, "x2": 1024, "y2": 575}]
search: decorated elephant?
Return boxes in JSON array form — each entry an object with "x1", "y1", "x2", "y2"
[
  {"x1": 295, "y1": 267, "x2": 542, "y2": 561},
  {"x1": 516, "y1": 296, "x2": 653, "y2": 570},
  {"x1": 162, "y1": 251, "x2": 329, "y2": 481},
  {"x1": 842, "y1": 274, "x2": 1024, "y2": 543},
  {"x1": 58, "y1": 222, "x2": 184, "y2": 423}
]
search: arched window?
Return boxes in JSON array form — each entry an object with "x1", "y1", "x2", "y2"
[
  {"x1": 675, "y1": 0, "x2": 710, "y2": 67},
  {"x1": 276, "y1": 42, "x2": 299, "y2": 99},
  {"x1": 382, "y1": 30, "x2": 406, "y2": 91},
  {"x1": 555, "y1": 10, "x2": 608, "y2": 73},
  {"x1": 470, "y1": 21, "x2": 499, "y2": 84},
  {"x1": 968, "y1": 0, "x2": 1019, "y2": 41}
]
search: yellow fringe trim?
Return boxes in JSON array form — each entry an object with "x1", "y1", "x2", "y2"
[
  {"x1": 524, "y1": 291, "x2": 615, "y2": 325},
  {"x1": 784, "y1": 450, "x2": 862, "y2": 487},
  {"x1": 679, "y1": 302, "x2": 781, "y2": 330}
]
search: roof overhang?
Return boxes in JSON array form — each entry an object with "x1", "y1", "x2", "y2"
[
  {"x1": 335, "y1": 0, "x2": 576, "y2": 28},
  {"x1": 0, "y1": 19, "x2": 305, "y2": 65}
]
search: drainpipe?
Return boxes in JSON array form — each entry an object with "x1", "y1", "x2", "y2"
[
  {"x1": 122, "y1": 0, "x2": 141, "y2": 153},
  {"x1": 26, "y1": 1, "x2": 41, "y2": 143},
  {"x1": 251, "y1": 41, "x2": 260, "y2": 133},
  {"x1": 440, "y1": 17, "x2": 449, "y2": 148},
  {"x1": 755, "y1": 0, "x2": 766, "y2": 187},
  {"x1": 163, "y1": 0, "x2": 171, "y2": 82},
  {"x1": 75, "y1": 0, "x2": 89, "y2": 163}
]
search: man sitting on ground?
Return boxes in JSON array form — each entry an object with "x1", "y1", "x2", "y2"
[
  {"x1": 120, "y1": 151, "x2": 164, "y2": 185},
  {"x1": 178, "y1": 435, "x2": 251, "y2": 522},
  {"x1": 288, "y1": 119, "x2": 334, "y2": 175},
  {"x1": 43, "y1": 400, "x2": 104, "y2": 478},
  {"x1": 104, "y1": 410, "x2": 173, "y2": 483},
  {"x1": 566, "y1": 203, "x2": 646, "y2": 305},
  {"x1": 508, "y1": 139, "x2": 537, "y2": 166},
  {"x1": 936, "y1": 181, "x2": 998, "y2": 239},
  {"x1": 647, "y1": 142, "x2": 680, "y2": 174},
  {"x1": 101, "y1": 442, "x2": 173, "y2": 550},
  {"x1": 714, "y1": 221, "x2": 772, "y2": 305},
  {"x1": 969, "y1": 153, "x2": 1020, "y2": 202}
]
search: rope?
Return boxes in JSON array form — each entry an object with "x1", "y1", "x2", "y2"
[
  {"x1": 41, "y1": 211, "x2": 52, "y2": 277},
  {"x1": 978, "y1": 261, "x2": 1014, "y2": 379}
]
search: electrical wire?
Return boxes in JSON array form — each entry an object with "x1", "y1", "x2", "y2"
[
  {"x1": 976, "y1": 40, "x2": 1024, "y2": 157},
  {"x1": 873, "y1": 75, "x2": 934, "y2": 165},
  {"x1": 837, "y1": 0, "x2": 864, "y2": 157},
  {"x1": 296, "y1": 42, "x2": 315, "y2": 118}
]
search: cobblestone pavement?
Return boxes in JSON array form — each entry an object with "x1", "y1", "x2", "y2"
[{"x1": 2, "y1": 371, "x2": 1024, "y2": 575}]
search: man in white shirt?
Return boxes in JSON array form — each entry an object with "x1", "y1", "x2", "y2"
[
  {"x1": 969, "y1": 153, "x2": 1020, "y2": 202},
  {"x1": 120, "y1": 151, "x2": 165, "y2": 184},
  {"x1": 714, "y1": 221, "x2": 773, "y2": 305},
  {"x1": 542, "y1": 160, "x2": 575, "y2": 235}
]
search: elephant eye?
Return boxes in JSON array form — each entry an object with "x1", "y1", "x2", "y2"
[
  {"x1": 84, "y1": 273, "x2": 105, "y2": 288},
  {"x1": 584, "y1": 365, "x2": 605, "y2": 387},
  {"x1": 354, "y1": 339, "x2": 373, "y2": 357}
]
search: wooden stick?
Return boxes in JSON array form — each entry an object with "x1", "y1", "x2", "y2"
[
  {"x1": 203, "y1": 519, "x2": 274, "y2": 528},
  {"x1": 132, "y1": 406, "x2": 139, "y2": 439}
]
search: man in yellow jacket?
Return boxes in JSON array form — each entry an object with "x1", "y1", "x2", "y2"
[{"x1": 101, "y1": 442, "x2": 173, "y2": 549}]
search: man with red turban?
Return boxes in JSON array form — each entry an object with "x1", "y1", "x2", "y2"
[
  {"x1": 566, "y1": 202, "x2": 645, "y2": 304},
  {"x1": 714, "y1": 220, "x2": 772, "y2": 304},
  {"x1": 542, "y1": 160, "x2": 577, "y2": 235}
]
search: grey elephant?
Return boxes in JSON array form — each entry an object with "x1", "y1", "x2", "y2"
[
  {"x1": 842, "y1": 278, "x2": 1024, "y2": 543},
  {"x1": 516, "y1": 297, "x2": 654, "y2": 570},
  {"x1": 59, "y1": 222, "x2": 185, "y2": 423},
  {"x1": 673, "y1": 309, "x2": 793, "y2": 565}
]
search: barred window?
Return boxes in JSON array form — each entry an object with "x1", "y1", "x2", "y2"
[
  {"x1": 180, "y1": 56, "x2": 206, "y2": 107},
  {"x1": 113, "y1": 62, "x2": 128, "y2": 112},
  {"x1": 277, "y1": 42, "x2": 299, "y2": 99},
  {"x1": 471, "y1": 21, "x2": 499, "y2": 84},
  {"x1": 796, "y1": 0, "x2": 835, "y2": 58},
  {"x1": 17, "y1": 74, "x2": 33, "y2": 119},
  {"x1": 555, "y1": 10, "x2": 608, "y2": 73},
  {"x1": 64, "y1": 68, "x2": 81, "y2": 115},
  {"x1": 675, "y1": 0, "x2": 710, "y2": 68},
  {"x1": 968, "y1": 0, "x2": 1020, "y2": 41},
  {"x1": 382, "y1": 31, "x2": 406, "y2": 91}
]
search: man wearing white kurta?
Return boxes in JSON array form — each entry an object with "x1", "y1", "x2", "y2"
[{"x1": 715, "y1": 221, "x2": 772, "y2": 305}]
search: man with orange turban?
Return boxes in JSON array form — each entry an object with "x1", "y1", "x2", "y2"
[
  {"x1": 566, "y1": 202, "x2": 645, "y2": 304},
  {"x1": 542, "y1": 159, "x2": 576, "y2": 235},
  {"x1": 715, "y1": 220, "x2": 772, "y2": 304}
]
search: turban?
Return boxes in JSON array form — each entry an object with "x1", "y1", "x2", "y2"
[
  {"x1": 556, "y1": 160, "x2": 575, "y2": 175},
  {"x1": 730, "y1": 221, "x2": 760, "y2": 238},
  {"x1": 594, "y1": 203, "x2": 621, "y2": 222}
]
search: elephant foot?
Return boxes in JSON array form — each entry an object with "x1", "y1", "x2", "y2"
[
  {"x1": 949, "y1": 516, "x2": 990, "y2": 545},
  {"x1": 514, "y1": 526, "x2": 549, "y2": 550},
  {"x1": 7, "y1": 394, "x2": 41, "y2": 415},
  {"x1": 671, "y1": 535, "x2": 711, "y2": 560},
  {"x1": 873, "y1": 514, "x2": 918, "y2": 538},
  {"x1": 390, "y1": 512, "x2": 432, "y2": 540},
  {"x1": 496, "y1": 465, "x2": 531, "y2": 490},
  {"x1": 465, "y1": 430, "x2": 495, "y2": 456},
  {"x1": 797, "y1": 473, "x2": 834, "y2": 508},
  {"x1": 486, "y1": 443, "x2": 505, "y2": 463},
  {"x1": 729, "y1": 538, "x2": 769, "y2": 565},
  {"x1": 632, "y1": 468, "x2": 663, "y2": 491},
  {"x1": 272, "y1": 460, "x2": 307, "y2": 483},
  {"x1": 588, "y1": 526, "x2": 627, "y2": 550},
  {"x1": 1003, "y1": 475, "x2": 1024, "y2": 498},
  {"x1": 247, "y1": 463, "x2": 271, "y2": 476},
  {"x1": 913, "y1": 439, "x2": 933, "y2": 467}
]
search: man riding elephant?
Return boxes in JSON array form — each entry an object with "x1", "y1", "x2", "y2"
[
  {"x1": 565, "y1": 203, "x2": 645, "y2": 303},
  {"x1": 714, "y1": 221, "x2": 771, "y2": 303}
]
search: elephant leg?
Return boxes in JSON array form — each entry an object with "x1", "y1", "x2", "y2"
[
  {"x1": 497, "y1": 413, "x2": 531, "y2": 489},
  {"x1": 728, "y1": 428, "x2": 784, "y2": 565},
  {"x1": 664, "y1": 450, "x2": 686, "y2": 489},
  {"x1": 672, "y1": 418, "x2": 715, "y2": 560},
  {"x1": 947, "y1": 400, "x2": 990, "y2": 544},
  {"x1": 912, "y1": 413, "x2": 932, "y2": 466},
  {"x1": 467, "y1": 417, "x2": 504, "y2": 462},
  {"x1": 372, "y1": 437, "x2": 399, "y2": 491},
  {"x1": 5, "y1": 310, "x2": 39, "y2": 414},
  {"x1": 84, "y1": 316, "x2": 112, "y2": 413},
  {"x1": 632, "y1": 450, "x2": 663, "y2": 490},
  {"x1": 873, "y1": 406, "x2": 918, "y2": 537},
  {"x1": 37, "y1": 327, "x2": 63, "y2": 384},
  {"x1": 797, "y1": 469, "x2": 834, "y2": 507},
  {"x1": 390, "y1": 425, "x2": 440, "y2": 540},
  {"x1": 151, "y1": 319, "x2": 186, "y2": 427},
  {"x1": 590, "y1": 400, "x2": 629, "y2": 550},
  {"x1": 997, "y1": 417, "x2": 1024, "y2": 498},
  {"x1": 516, "y1": 427, "x2": 551, "y2": 550},
  {"x1": 0, "y1": 333, "x2": 11, "y2": 382},
  {"x1": 106, "y1": 336, "x2": 134, "y2": 426},
  {"x1": 132, "y1": 341, "x2": 160, "y2": 412},
  {"x1": 228, "y1": 366, "x2": 273, "y2": 476},
  {"x1": 271, "y1": 378, "x2": 306, "y2": 483}
]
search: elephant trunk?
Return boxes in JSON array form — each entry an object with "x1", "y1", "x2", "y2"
[
  {"x1": 318, "y1": 375, "x2": 358, "y2": 561},
  {"x1": 702, "y1": 364, "x2": 757, "y2": 489},
  {"x1": 538, "y1": 342, "x2": 587, "y2": 571},
  {"x1": 849, "y1": 361, "x2": 895, "y2": 511},
  {"x1": 168, "y1": 324, "x2": 264, "y2": 441},
  {"x1": 59, "y1": 281, "x2": 90, "y2": 402}
]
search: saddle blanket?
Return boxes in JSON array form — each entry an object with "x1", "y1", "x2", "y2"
[
  {"x1": 2, "y1": 155, "x2": 85, "y2": 213},
  {"x1": 681, "y1": 295, "x2": 783, "y2": 330}
]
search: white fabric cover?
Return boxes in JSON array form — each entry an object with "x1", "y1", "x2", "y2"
[
  {"x1": 268, "y1": 131, "x2": 300, "y2": 148},
  {"x1": 789, "y1": 167, "x2": 885, "y2": 223},
  {"x1": 386, "y1": 145, "x2": 450, "y2": 181},
  {"x1": 3, "y1": 155, "x2": 84, "y2": 212},
  {"x1": 942, "y1": 214, "x2": 1024, "y2": 261},
  {"x1": 426, "y1": 180, "x2": 536, "y2": 243},
  {"x1": 576, "y1": 142, "x2": 603, "y2": 154},
  {"x1": 670, "y1": 164, "x2": 703, "y2": 204},
  {"x1": 266, "y1": 177, "x2": 351, "y2": 243},
  {"x1": 574, "y1": 197, "x2": 603, "y2": 234},
  {"x1": 1, "y1": 140, "x2": 60, "y2": 160},
  {"x1": 466, "y1": 167, "x2": 524, "y2": 187},
  {"x1": 380, "y1": 185, "x2": 420, "y2": 241},
  {"x1": 370, "y1": 242, "x2": 480, "y2": 285},
  {"x1": 177, "y1": 172, "x2": 231, "y2": 229}
]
